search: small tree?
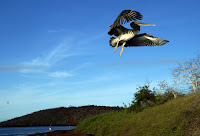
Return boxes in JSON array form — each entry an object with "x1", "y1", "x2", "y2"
[
  {"x1": 156, "y1": 80, "x2": 178, "y2": 98},
  {"x1": 133, "y1": 85, "x2": 156, "y2": 107},
  {"x1": 172, "y1": 54, "x2": 200, "y2": 93},
  {"x1": 157, "y1": 80, "x2": 168, "y2": 95},
  {"x1": 128, "y1": 84, "x2": 156, "y2": 113}
]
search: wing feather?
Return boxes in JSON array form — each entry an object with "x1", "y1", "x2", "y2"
[
  {"x1": 125, "y1": 33, "x2": 169, "y2": 47},
  {"x1": 108, "y1": 10, "x2": 142, "y2": 33}
]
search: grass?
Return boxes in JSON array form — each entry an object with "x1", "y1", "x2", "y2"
[{"x1": 76, "y1": 93, "x2": 200, "y2": 136}]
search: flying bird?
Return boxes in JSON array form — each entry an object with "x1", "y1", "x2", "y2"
[
  {"x1": 109, "y1": 21, "x2": 156, "y2": 56},
  {"x1": 108, "y1": 10, "x2": 169, "y2": 56}
]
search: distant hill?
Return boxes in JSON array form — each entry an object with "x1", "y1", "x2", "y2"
[{"x1": 0, "y1": 105, "x2": 123, "y2": 127}]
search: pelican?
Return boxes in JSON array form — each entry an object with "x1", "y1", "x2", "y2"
[
  {"x1": 109, "y1": 22, "x2": 169, "y2": 55},
  {"x1": 109, "y1": 22, "x2": 156, "y2": 56},
  {"x1": 108, "y1": 10, "x2": 156, "y2": 56}
]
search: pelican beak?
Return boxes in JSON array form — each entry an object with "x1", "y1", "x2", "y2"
[{"x1": 136, "y1": 22, "x2": 155, "y2": 26}]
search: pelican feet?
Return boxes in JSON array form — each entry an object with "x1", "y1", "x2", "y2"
[
  {"x1": 120, "y1": 42, "x2": 126, "y2": 57},
  {"x1": 114, "y1": 41, "x2": 119, "y2": 52}
]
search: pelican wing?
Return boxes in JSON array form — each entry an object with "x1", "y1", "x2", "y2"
[
  {"x1": 108, "y1": 25, "x2": 130, "y2": 36},
  {"x1": 108, "y1": 10, "x2": 142, "y2": 33},
  {"x1": 125, "y1": 33, "x2": 169, "y2": 47}
]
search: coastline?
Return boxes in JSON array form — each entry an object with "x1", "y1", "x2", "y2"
[{"x1": 29, "y1": 129, "x2": 92, "y2": 136}]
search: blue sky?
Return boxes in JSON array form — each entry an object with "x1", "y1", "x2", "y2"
[{"x1": 0, "y1": 0, "x2": 200, "y2": 122}]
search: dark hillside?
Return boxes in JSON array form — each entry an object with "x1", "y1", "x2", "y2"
[{"x1": 0, "y1": 105, "x2": 123, "y2": 127}]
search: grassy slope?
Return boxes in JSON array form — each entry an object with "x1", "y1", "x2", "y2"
[{"x1": 76, "y1": 93, "x2": 200, "y2": 136}]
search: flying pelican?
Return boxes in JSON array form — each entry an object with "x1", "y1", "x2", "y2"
[
  {"x1": 109, "y1": 21, "x2": 169, "y2": 56},
  {"x1": 109, "y1": 21, "x2": 156, "y2": 56},
  {"x1": 108, "y1": 10, "x2": 156, "y2": 56}
]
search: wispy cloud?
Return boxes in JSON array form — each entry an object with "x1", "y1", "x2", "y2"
[
  {"x1": 76, "y1": 33, "x2": 105, "y2": 46},
  {"x1": 66, "y1": 72, "x2": 115, "y2": 85},
  {"x1": 97, "y1": 58, "x2": 177, "y2": 67},
  {"x1": 69, "y1": 62, "x2": 92, "y2": 73},
  {"x1": 0, "y1": 65, "x2": 42, "y2": 71},
  {"x1": 20, "y1": 40, "x2": 76, "y2": 73},
  {"x1": 48, "y1": 71, "x2": 73, "y2": 78},
  {"x1": 25, "y1": 42, "x2": 70, "y2": 66},
  {"x1": 20, "y1": 31, "x2": 104, "y2": 74}
]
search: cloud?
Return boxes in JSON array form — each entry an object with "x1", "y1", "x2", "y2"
[
  {"x1": 19, "y1": 31, "x2": 104, "y2": 74},
  {"x1": 76, "y1": 33, "x2": 105, "y2": 46},
  {"x1": 66, "y1": 72, "x2": 116, "y2": 85},
  {"x1": 30, "y1": 42, "x2": 71, "y2": 65},
  {"x1": 20, "y1": 40, "x2": 76, "y2": 73},
  {"x1": 0, "y1": 65, "x2": 42, "y2": 71},
  {"x1": 97, "y1": 58, "x2": 177, "y2": 67},
  {"x1": 48, "y1": 71, "x2": 73, "y2": 78},
  {"x1": 69, "y1": 62, "x2": 92, "y2": 73}
]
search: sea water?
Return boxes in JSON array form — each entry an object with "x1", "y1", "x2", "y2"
[{"x1": 0, "y1": 126, "x2": 76, "y2": 136}]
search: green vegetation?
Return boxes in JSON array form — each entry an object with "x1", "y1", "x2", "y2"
[
  {"x1": 126, "y1": 84, "x2": 184, "y2": 113},
  {"x1": 76, "y1": 91, "x2": 200, "y2": 136}
]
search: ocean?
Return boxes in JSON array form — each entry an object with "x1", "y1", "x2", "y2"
[{"x1": 0, "y1": 126, "x2": 76, "y2": 136}]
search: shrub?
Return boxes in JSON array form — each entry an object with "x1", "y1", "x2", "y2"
[{"x1": 127, "y1": 85, "x2": 156, "y2": 113}]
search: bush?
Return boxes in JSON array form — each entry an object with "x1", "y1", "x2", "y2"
[{"x1": 127, "y1": 85, "x2": 156, "y2": 113}]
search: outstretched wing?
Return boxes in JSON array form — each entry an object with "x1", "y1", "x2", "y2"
[
  {"x1": 108, "y1": 25, "x2": 130, "y2": 36},
  {"x1": 111, "y1": 10, "x2": 142, "y2": 28},
  {"x1": 108, "y1": 10, "x2": 142, "y2": 33},
  {"x1": 125, "y1": 33, "x2": 169, "y2": 47}
]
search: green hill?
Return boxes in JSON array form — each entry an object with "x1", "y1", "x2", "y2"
[
  {"x1": 0, "y1": 105, "x2": 123, "y2": 127},
  {"x1": 76, "y1": 93, "x2": 200, "y2": 136}
]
